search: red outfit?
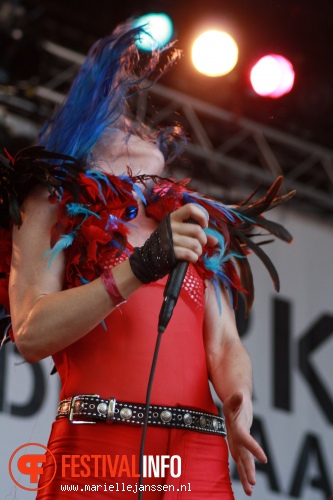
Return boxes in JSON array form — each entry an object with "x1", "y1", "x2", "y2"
[
  {"x1": 36, "y1": 173, "x2": 235, "y2": 498},
  {"x1": 37, "y1": 262, "x2": 234, "y2": 498}
]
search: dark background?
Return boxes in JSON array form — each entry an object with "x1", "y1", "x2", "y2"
[{"x1": 1, "y1": 0, "x2": 333, "y2": 215}]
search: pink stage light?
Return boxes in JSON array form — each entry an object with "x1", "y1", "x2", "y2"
[{"x1": 250, "y1": 55, "x2": 295, "y2": 98}]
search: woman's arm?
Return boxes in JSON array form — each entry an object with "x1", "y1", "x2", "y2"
[
  {"x1": 9, "y1": 185, "x2": 143, "y2": 363},
  {"x1": 10, "y1": 192, "x2": 210, "y2": 363},
  {"x1": 203, "y1": 281, "x2": 267, "y2": 496}
]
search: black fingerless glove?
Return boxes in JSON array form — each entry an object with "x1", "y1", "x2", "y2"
[{"x1": 129, "y1": 213, "x2": 177, "y2": 284}]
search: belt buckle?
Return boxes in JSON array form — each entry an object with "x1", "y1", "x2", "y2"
[
  {"x1": 106, "y1": 397, "x2": 116, "y2": 424},
  {"x1": 68, "y1": 394, "x2": 99, "y2": 424}
]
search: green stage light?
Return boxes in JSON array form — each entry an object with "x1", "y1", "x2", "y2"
[{"x1": 135, "y1": 13, "x2": 173, "y2": 51}]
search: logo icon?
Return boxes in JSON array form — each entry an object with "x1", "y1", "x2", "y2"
[{"x1": 9, "y1": 443, "x2": 57, "y2": 491}]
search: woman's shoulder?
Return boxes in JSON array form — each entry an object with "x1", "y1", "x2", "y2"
[
  {"x1": 21, "y1": 182, "x2": 55, "y2": 205},
  {"x1": 18, "y1": 184, "x2": 59, "y2": 227}
]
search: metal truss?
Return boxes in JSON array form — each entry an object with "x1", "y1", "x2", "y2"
[
  {"x1": 2, "y1": 40, "x2": 333, "y2": 218},
  {"x1": 147, "y1": 84, "x2": 333, "y2": 216}
]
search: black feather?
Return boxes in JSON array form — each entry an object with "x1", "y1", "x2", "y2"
[
  {"x1": 230, "y1": 238, "x2": 254, "y2": 315},
  {"x1": 0, "y1": 146, "x2": 84, "y2": 347},
  {"x1": 224, "y1": 177, "x2": 295, "y2": 314},
  {"x1": 0, "y1": 146, "x2": 84, "y2": 228},
  {"x1": 253, "y1": 216, "x2": 293, "y2": 243},
  {"x1": 234, "y1": 230, "x2": 280, "y2": 293}
]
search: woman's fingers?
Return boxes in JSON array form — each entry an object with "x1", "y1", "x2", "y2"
[
  {"x1": 171, "y1": 225, "x2": 206, "y2": 262},
  {"x1": 170, "y1": 203, "x2": 209, "y2": 228},
  {"x1": 236, "y1": 459, "x2": 254, "y2": 496},
  {"x1": 206, "y1": 232, "x2": 219, "y2": 247},
  {"x1": 173, "y1": 246, "x2": 200, "y2": 263},
  {"x1": 172, "y1": 222, "x2": 208, "y2": 246},
  {"x1": 169, "y1": 203, "x2": 218, "y2": 261},
  {"x1": 245, "y1": 435, "x2": 267, "y2": 463}
]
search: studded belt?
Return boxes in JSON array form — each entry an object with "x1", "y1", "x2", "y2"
[{"x1": 56, "y1": 394, "x2": 226, "y2": 437}]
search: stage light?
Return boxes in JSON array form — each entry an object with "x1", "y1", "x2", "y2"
[
  {"x1": 250, "y1": 55, "x2": 295, "y2": 98},
  {"x1": 134, "y1": 13, "x2": 173, "y2": 51},
  {"x1": 192, "y1": 30, "x2": 238, "y2": 77}
]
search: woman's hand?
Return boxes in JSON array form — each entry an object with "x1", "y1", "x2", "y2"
[
  {"x1": 170, "y1": 203, "x2": 218, "y2": 262},
  {"x1": 129, "y1": 203, "x2": 217, "y2": 284},
  {"x1": 223, "y1": 392, "x2": 267, "y2": 496}
]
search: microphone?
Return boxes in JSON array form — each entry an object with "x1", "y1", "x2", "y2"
[{"x1": 158, "y1": 205, "x2": 209, "y2": 333}]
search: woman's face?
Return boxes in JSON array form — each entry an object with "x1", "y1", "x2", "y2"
[{"x1": 93, "y1": 130, "x2": 165, "y2": 176}]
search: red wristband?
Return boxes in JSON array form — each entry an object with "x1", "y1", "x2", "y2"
[{"x1": 101, "y1": 270, "x2": 126, "y2": 306}]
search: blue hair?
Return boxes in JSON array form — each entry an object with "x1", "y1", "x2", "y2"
[{"x1": 38, "y1": 21, "x2": 185, "y2": 165}]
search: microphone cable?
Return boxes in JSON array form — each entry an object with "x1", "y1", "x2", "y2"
[
  {"x1": 137, "y1": 205, "x2": 209, "y2": 499},
  {"x1": 137, "y1": 324, "x2": 164, "y2": 500}
]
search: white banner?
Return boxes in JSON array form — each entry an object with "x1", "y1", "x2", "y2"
[{"x1": 231, "y1": 208, "x2": 333, "y2": 499}]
